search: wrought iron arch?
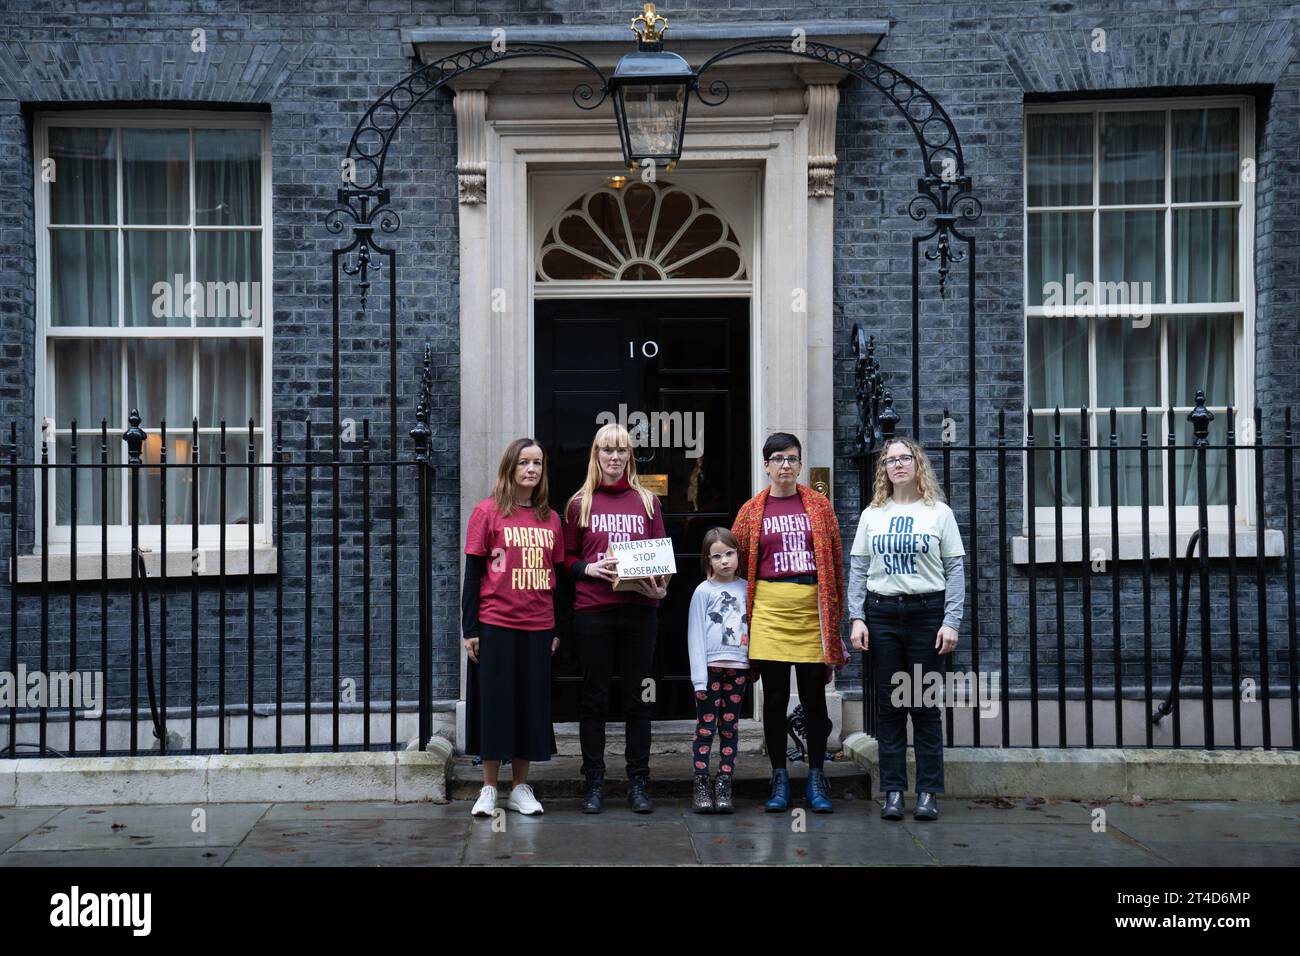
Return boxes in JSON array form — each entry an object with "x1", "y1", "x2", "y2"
[
  {"x1": 325, "y1": 35, "x2": 984, "y2": 750},
  {"x1": 327, "y1": 37, "x2": 980, "y2": 448},
  {"x1": 342, "y1": 43, "x2": 611, "y2": 192}
]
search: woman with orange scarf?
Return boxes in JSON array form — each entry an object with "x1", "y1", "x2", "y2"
[{"x1": 732, "y1": 432, "x2": 848, "y2": 812}]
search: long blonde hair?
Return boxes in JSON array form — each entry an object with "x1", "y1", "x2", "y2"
[
  {"x1": 869, "y1": 436, "x2": 945, "y2": 507},
  {"x1": 567, "y1": 422, "x2": 657, "y2": 527}
]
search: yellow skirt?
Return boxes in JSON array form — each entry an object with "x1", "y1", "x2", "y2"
[{"x1": 748, "y1": 580, "x2": 823, "y2": 664}]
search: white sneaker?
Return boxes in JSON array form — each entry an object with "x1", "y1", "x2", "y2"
[
  {"x1": 471, "y1": 785, "x2": 497, "y2": 817},
  {"x1": 507, "y1": 783, "x2": 544, "y2": 815}
]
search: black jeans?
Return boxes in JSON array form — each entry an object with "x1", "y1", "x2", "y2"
[
  {"x1": 754, "y1": 660, "x2": 830, "y2": 771},
  {"x1": 866, "y1": 590, "x2": 946, "y2": 794},
  {"x1": 572, "y1": 604, "x2": 658, "y2": 778}
]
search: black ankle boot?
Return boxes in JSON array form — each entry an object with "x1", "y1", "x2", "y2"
[
  {"x1": 581, "y1": 772, "x2": 605, "y2": 814},
  {"x1": 627, "y1": 773, "x2": 654, "y2": 814}
]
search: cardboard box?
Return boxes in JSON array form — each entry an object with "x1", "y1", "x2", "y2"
[{"x1": 608, "y1": 536, "x2": 677, "y2": 592}]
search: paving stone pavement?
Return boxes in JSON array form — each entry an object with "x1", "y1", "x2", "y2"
[{"x1": 0, "y1": 798, "x2": 1295, "y2": 866}]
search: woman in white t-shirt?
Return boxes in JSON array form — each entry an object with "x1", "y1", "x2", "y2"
[{"x1": 847, "y1": 437, "x2": 965, "y2": 823}]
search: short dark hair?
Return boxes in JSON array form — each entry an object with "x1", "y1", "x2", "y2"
[
  {"x1": 700, "y1": 527, "x2": 739, "y2": 577},
  {"x1": 762, "y1": 432, "x2": 802, "y2": 461}
]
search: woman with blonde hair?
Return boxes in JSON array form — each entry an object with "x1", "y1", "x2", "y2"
[
  {"x1": 847, "y1": 436, "x2": 966, "y2": 822},
  {"x1": 562, "y1": 422, "x2": 669, "y2": 814},
  {"x1": 462, "y1": 438, "x2": 565, "y2": 818}
]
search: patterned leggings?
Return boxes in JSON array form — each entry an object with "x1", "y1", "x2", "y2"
[{"x1": 692, "y1": 666, "x2": 749, "y2": 776}]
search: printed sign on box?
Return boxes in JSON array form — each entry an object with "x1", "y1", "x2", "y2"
[{"x1": 608, "y1": 536, "x2": 677, "y2": 591}]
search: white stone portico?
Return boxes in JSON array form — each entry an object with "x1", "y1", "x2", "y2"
[{"x1": 408, "y1": 21, "x2": 888, "y2": 743}]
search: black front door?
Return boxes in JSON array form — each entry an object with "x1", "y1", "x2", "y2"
[{"x1": 535, "y1": 297, "x2": 751, "y2": 721}]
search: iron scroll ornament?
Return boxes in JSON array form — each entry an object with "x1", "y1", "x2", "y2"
[
  {"x1": 694, "y1": 39, "x2": 967, "y2": 178},
  {"x1": 344, "y1": 42, "x2": 612, "y2": 192},
  {"x1": 330, "y1": 37, "x2": 983, "y2": 309},
  {"x1": 690, "y1": 38, "x2": 983, "y2": 298},
  {"x1": 332, "y1": 38, "x2": 982, "y2": 243}
]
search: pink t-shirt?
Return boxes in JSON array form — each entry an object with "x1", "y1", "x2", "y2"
[
  {"x1": 465, "y1": 498, "x2": 565, "y2": 631},
  {"x1": 563, "y1": 478, "x2": 667, "y2": 613},
  {"x1": 757, "y1": 492, "x2": 816, "y2": 579}
]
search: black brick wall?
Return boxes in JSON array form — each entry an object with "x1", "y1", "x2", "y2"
[{"x1": 0, "y1": 1, "x2": 1296, "y2": 719}]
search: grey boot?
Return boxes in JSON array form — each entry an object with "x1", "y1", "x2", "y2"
[
  {"x1": 691, "y1": 774, "x2": 714, "y2": 814},
  {"x1": 713, "y1": 774, "x2": 735, "y2": 814}
]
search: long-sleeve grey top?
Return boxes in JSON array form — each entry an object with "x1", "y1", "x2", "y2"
[{"x1": 847, "y1": 553, "x2": 965, "y2": 632}]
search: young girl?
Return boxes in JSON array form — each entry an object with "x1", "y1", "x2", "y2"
[{"x1": 686, "y1": 527, "x2": 750, "y2": 814}]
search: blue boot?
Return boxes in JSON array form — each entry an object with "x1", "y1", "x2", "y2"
[
  {"x1": 806, "y1": 768, "x2": 833, "y2": 813},
  {"x1": 764, "y1": 768, "x2": 790, "y2": 812}
]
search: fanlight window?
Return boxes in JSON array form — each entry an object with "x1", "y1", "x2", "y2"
[{"x1": 537, "y1": 181, "x2": 748, "y2": 281}]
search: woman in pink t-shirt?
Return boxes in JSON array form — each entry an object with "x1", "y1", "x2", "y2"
[
  {"x1": 462, "y1": 438, "x2": 566, "y2": 818},
  {"x1": 562, "y1": 422, "x2": 669, "y2": 815},
  {"x1": 731, "y1": 432, "x2": 848, "y2": 815}
]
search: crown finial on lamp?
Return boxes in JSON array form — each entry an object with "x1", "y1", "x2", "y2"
[{"x1": 631, "y1": 3, "x2": 669, "y2": 48}]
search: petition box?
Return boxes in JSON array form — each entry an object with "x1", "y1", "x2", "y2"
[{"x1": 608, "y1": 537, "x2": 676, "y2": 592}]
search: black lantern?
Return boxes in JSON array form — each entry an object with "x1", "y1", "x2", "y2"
[{"x1": 609, "y1": 4, "x2": 695, "y2": 171}]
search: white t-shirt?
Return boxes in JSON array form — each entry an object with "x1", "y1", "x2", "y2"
[{"x1": 850, "y1": 498, "x2": 965, "y2": 596}]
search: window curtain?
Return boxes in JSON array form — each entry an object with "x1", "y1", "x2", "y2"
[
  {"x1": 127, "y1": 341, "x2": 194, "y2": 524},
  {"x1": 198, "y1": 341, "x2": 262, "y2": 525},
  {"x1": 1026, "y1": 114, "x2": 1090, "y2": 508},
  {"x1": 54, "y1": 340, "x2": 120, "y2": 525},
  {"x1": 48, "y1": 127, "x2": 116, "y2": 328},
  {"x1": 1173, "y1": 109, "x2": 1238, "y2": 304},
  {"x1": 1028, "y1": 316, "x2": 1087, "y2": 507},
  {"x1": 49, "y1": 128, "x2": 119, "y2": 523},
  {"x1": 1027, "y1": 113, "x2": 1091, "y2": 207},
  {"x1": 1170, "y1": 315, "x2": 1233, "y2": 505},
  {"x1": 195, "y1": 129, "x2": 262, "y2": 329}
]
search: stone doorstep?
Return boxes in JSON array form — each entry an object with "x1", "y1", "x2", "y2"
[
  {"x1": 1, "y1": 739, "x2": 457, "y2": 807},
  {"x1": 840, "y1": 733, "x2": 1300, "y2": 801},
  {"x1": 550, "y1": 719, "x2": 768, "y2": 756},
  {"x1": 447, "y1": 754, "x2": 870, "y2": 801}
]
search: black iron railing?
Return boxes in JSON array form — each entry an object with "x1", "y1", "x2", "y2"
[
  {"x1": 851, "y1": 336, "x2": 1298, "y2": 750},
  {"x1": 3, "y1": 347, "x2": 437, "y2": 759}
]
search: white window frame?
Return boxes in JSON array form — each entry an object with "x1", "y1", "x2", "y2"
[
  {"x1": 1022, "y1": 95, "x2": 1256, "y2": 538},
  {"x1": 33, "y1": 109, "x2": 273, "y2": 555}
]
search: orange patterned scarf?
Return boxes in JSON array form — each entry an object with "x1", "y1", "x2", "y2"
[{"x1": 731, "y1": 483, "x2": 848, "y2": 672}]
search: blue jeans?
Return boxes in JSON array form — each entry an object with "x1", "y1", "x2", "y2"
[{"x1": 866, "y1": 590, "x2": 946, "y2": 794}]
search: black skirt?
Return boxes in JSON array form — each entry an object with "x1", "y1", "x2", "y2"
[{"x1": 464, "y1": 622, "x2": 558, "y2": 761}]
